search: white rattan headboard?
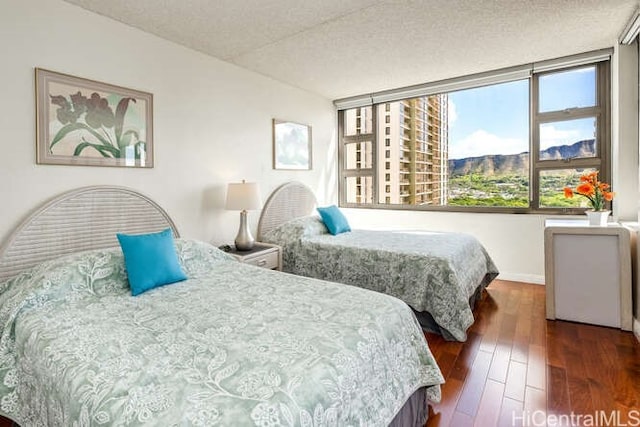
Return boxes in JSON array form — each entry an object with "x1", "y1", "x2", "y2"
[
  {"x1": 0, "y1": 186, "x2": 179, "y2": 282},
  {"x1": 257, "y1": 181, "x2": 317, "y2": 240}
]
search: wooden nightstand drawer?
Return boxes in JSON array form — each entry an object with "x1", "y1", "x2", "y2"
[
  {"x1": 227, "y1": 243, "x2": 282, "y2": 270},
  {"x1": 244, "y1": 251, "x2": 279, "y2": 269}
]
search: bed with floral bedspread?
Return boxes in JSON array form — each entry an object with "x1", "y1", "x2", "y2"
[
  {"x1": 262, "y1": 217, "x2": 499, "y2": 342},
  {"x1": 0, "y1": 239, "x2": 443, "y2": 426}
]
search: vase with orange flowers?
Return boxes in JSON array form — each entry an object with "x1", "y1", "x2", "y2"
[{"x1": 563, "y1": 170, "x2": 614, "y2": 226}]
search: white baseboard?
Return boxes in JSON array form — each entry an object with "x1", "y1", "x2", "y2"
[
  {"x1": 496, "y1": 272, "x2": 545, "y2": 285},
  {"x1": 634, "y1": 318, "x2": 640, "y2": 342}
]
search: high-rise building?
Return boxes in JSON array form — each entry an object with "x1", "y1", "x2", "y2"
[
  {"x1": 378, "y1": 95, "x2": 448, "y2": 205},
  {"x1": 343, "y1": 95, "x2": 448, "y2": 205}
]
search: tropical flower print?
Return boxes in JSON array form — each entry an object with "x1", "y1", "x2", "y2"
[
  {"x1": 262, "y1": 216, "x2": 499, "y2": 341},
  {"x1": 49, "y1": 89, "x2": 144, "y2": 159}
]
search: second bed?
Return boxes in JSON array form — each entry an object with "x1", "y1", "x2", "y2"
[{"x1": 258, "y1": 182, "x2": 499, "y2": 342}]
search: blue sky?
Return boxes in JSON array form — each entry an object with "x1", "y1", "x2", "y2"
[{"x1": 447, "y1": 67, "x2": 596, "y2": 159}]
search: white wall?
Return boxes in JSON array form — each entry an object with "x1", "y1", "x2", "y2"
[
  {"x1": 0, "y1": 0, "x2": 337, "y2": 247},
  {"x1": 611, "y1": 41, "x2": 639, "y2": 333},
  {"x1": 612, "y1": 42, "x2": 639, "y2": 222}
]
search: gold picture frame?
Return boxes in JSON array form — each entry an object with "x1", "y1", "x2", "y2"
[
  {"x1": 36, "y1": 68, "x2": 153, "y2": 168},
  {"x1": 272, "y1": 119, "x2": 312, "y2": 170}
]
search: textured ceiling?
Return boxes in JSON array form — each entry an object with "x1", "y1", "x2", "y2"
[{"x1": 63, "y1": 0, "x2": 638, "y2": 99}]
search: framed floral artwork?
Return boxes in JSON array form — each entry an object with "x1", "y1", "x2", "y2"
[
  {"x1": 272, "y1": 119, "x2": 312, "y2": 170},
  {"x1": 35, "y1": 68, "x2": 153, "y2": 168}
]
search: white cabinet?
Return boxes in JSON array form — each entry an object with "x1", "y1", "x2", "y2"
[{"x1": 544, "y1": 219, "x2": 632, "y2": 330}]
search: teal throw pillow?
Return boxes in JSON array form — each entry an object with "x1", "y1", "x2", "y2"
[
  {"x1": 317, "y1": 205, "x2": 351, "y2": 235},
  {"x1": 117, "y1": 228, "x2": 187, "y2": 296}
]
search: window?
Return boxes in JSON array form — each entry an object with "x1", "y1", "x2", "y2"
[
  {"x1": 447, "y1": 81, "x2": 529, "y2": 208},
  {"x1": 533, "y1": 66, "x2": 607, "y2": 210},
  {"x1": 337, "y1": 53, "x2": 610, "y2": 213}
]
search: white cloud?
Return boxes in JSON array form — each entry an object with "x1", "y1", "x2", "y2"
[
  {"x1": 449, "y1": 129, "x2": 527, "y2": 159},
  {"x1": 447, "y1": 98, "x2": 457, "y2": 127},
  {"x1": 540, "y1": 124, "x2": 589, "y2": 150}
]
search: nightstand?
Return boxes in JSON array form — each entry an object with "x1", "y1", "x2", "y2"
[{"x1": 227, "y1": 243, "x2": 282, "y2": 271}]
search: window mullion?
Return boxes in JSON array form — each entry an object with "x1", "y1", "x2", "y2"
[
  {"x1": 343, "y1": 134, "x2": 373, "y2": 144},
  {"x1": 531, "y1": 72, "x2": 539, "y2": 210},
  {"x1": 371, "y1": 106, "x2": 378, "y2": 205},
  {"x1": 598, "y1": 60, "x2": 611, "y2": 189},
  {"x1": 342, "y1": 169, "x2": 374, "y2": 177},
  {"x1": 338, "y1": 110, "x2": 345, "y2": 206},
  {"x1": 536, "y1": 107, "x2": 601, "y2": 123},
  {"x1": 534, "y1": 159, "x2": 602, "y2": 170}
]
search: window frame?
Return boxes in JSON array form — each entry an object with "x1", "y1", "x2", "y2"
[
  {"x1": 337, "y1": 57, "x2": 611, "y2": 214},
  {"x1": 338, "y1": 108, "x2": 378, "y2": 205},
  {"x1": 531, "y1": 61, "x2": 611, "y2": 214}
]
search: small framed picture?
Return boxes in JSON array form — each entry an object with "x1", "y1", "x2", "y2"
[
  {"x1": 36, "y1": 68, "x2": 153, "y2": 168},
  {"x1": 272, "y1": 119, "x2": 312, "y2": 170}
]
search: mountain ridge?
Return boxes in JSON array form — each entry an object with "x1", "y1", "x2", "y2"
[{"x1": 448, "y1": 139, "x2": 595, "y2": 176}]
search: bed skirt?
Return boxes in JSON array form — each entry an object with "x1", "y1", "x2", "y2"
[
  {"x1": 389, "y1": 386, "x2": 429, "y2": 427},
  {"x1": 412, "y1": 273, "x2": 493, "y2": 340}
]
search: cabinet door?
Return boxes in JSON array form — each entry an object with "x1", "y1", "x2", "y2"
[{"x1": 553, "y1": 234, "x2": 620, "y2": 328}]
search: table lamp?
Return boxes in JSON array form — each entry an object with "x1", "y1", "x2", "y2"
[{"x1": 225, "y1": 180, "x2": 262, "y2": 250}]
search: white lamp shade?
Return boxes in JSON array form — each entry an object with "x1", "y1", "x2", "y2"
[{"x1": 225, "y1": 181, "x2": 262, "y2": 210}]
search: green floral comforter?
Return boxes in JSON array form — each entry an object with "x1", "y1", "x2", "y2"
[
  {"x1": 0, "y1": 239, "x2": 443, "y2": 426},
  {"x1": 262, "y1": 217, "x2": 499, "y2": 341}
]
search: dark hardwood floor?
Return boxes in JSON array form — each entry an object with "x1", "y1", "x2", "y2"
[{"x1": 425, "y1": 279, "x2": 640, "y2": 427}]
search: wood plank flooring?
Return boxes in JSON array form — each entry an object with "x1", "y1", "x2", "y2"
[{"x1": 425, "y1": 279, "x2": 640, "y2": 427}]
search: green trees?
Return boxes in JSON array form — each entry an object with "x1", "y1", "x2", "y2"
[{"x1": 447, "y1": 173, "x2": 586, "y2": 208}]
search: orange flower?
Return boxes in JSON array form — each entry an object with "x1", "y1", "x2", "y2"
[
  {"x1": 576, "y1": 182, "x2": 595, "y2": 196},
  {"x1": 580, "y1": 171, "x2": 598, "y2": 183},
  {"x1": 563, "y1": 187, "x2": 574, "y2": 198},
  {"x1": 562, "y1": 170, "x2": 613, "y2": 211}
]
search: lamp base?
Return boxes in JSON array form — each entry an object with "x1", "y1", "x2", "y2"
[{"x1": 235, "y1": 210, "x2": 255, "y2": 251}]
